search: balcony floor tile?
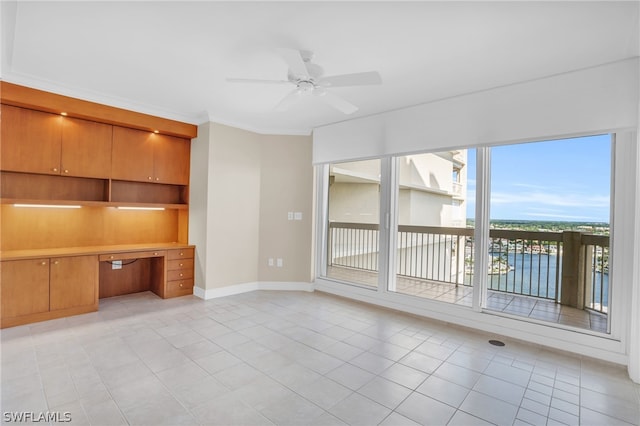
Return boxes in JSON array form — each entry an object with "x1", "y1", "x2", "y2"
[{"x1": 326, "y1": 266, "x2": 608, "y2": 332}]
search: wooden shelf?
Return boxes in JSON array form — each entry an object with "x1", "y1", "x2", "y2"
[
  {"x1": 111, "y1": 180, "x2": 188, "y2": 205},
  {"x1": 1, "y1": 171, "x2": 109, "y2": 202},
  {"x1": 1, "y1": 171, "x2": 188, "y2": 209}
]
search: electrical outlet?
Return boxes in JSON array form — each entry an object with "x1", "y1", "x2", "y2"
[{"x1": 294, "y1": 212, "x2": 302, "y2": 220}]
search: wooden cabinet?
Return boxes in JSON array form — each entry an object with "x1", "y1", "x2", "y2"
[
  {"x1": 165, "y1": 248, "x2": 194, "y2": 298},
  {"x1": 1, "y1": 105, "x2": 62, "y2": 175},
  {"x1": 1, "y1": 105, "x2": 112, "y2": 178},
  {"x1": 1, "y1": 85, "x2": 196, "y2": 328},
  {"x1": 153, "y1": 134, "x2": 191, "y2": 185},
  {"x1": 0, "y1": 255, "x2": 98, "y2": 327},
  {"x1": 0, "y1": 258, "x2": 50, "y2": 319},
  {"x1": 61, "y1": 116, "x2": 113, "y2": 178},
  {"x1": 112, "y1": 127, "x2": 190, "y2": 185},
  {"x1": 50, "y1": 255, "x2": 98, "y2": 311}
]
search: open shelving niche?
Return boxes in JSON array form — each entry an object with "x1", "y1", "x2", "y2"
[{"x1": 0, "y1": 171, "x2": 189, "y2": 209}]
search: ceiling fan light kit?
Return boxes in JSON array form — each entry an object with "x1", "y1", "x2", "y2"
[{"x1": 227, "y1": 48, "x2": 381, "y2": 115}]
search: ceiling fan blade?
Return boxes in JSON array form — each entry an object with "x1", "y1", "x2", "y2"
[
  {"x1": 226, "y1": 78, "x2": 290, "y2": 85},
  {"x1": 315, "y1": 90, "x2": 358, "y2": 114},
  {"x1": 317, "y1": 71, "x2": 382, "y2": 88},
  {"x1": 274, "y1": 88, "x2": 303, "y2": 112},
  {"x1": 276, "y1": 48, "x2": 309, "y2": 79}
]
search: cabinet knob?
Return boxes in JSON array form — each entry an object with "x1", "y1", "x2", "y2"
[
  {"x1": 41, "y1": 261, "x2": 47, "y2": 266},
  {"x1": 155, "y1": 177, "x2": 160, "y2": 181},
  {"x1": 63, "y1": 169, "x2": 69, "y2": 174},
  {"x1": 179, "y1": 283, "x2": 183, "y2": 288},
  {"x1": 179, "y1": 273, "x2": 183, "y2": 277},
  {"x1": 109, "y1": 255, "x2": 114, "y2": 259},
  {"x1": 52, "y1": 167, "x2": 58, "y2": 172},
  {"x1": 179, "y1": 252, "x2": 184, "y2": 256},
  {"x1": 179, "y1": 263, "x2": 183, "y2": 267},
  {"x1": 148, "y1": 176, "x2": 152, "y2": 180},
  {"x1": 53, "y1": 260, "x2": 59, "y2": 265},
  {"x1": 154, "y1": 252, "x2": 158, "y2": 256}
]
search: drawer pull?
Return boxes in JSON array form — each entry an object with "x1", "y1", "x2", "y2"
[
  {"x1": 179, "y1": 263, "x2": 183, "y2": 267},
  {"x1": 41, "y1": 261, "x2": 47, "y2": 266},
  {"x1": 63, "y1": 169, "x2": 69, "y2": 174},
  {"x1": 53, "y1": 260, "x2": 59, "y2": 265},
  {"x1": 109, "y1": 255, "x2": 114, "y2": 259},
  {"x1": 52, "y1": 167, "x2": 58, "y2": 172},
  {"x1": 179, "y1": 273, "x2": 183, "y2": 277},
  {"x1": 148, "y1": 176, "x2": 152, "y2": 180},
  {"x1": 179, "y1": 283, "x2": 183, "y2": 288},
  {"x1": 154, "y1": 252, "x2": 158, "y2": 256}
]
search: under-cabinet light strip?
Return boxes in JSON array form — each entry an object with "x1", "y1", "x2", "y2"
[
  {"x1": 116, "y1": 206, "x2": 165, "y2": 211},
  {"x1": 14, "y1": 204, "x2": 81, "y2": 209}
]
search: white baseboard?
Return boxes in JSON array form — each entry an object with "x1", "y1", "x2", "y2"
[{"x1": 193, "y1": 281, "x2": 314, "y2": 300}]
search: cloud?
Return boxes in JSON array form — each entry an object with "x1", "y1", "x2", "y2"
[{"x1": 490, "y1": 190, "x2": 609, "y2": 208}]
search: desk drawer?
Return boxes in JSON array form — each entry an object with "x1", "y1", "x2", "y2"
[
  {"x1": 167, "y1": 268, "x2": 193, "y2": 281},
  {"x1": 99, "y1": 250, "x2": 166, "y2": 262},
  {"x1": 168, "y1": 248, "x2": 194, "y2": 260},
  {"x1": 167, "y1": 258, "x2": 194, "y2": 271},
  {"x1": 166, "y1": 278, "x2": 193, "y2": 298}
]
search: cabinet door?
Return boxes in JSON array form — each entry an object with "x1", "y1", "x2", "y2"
[
  {"x1": 0, "y1": 259, "x2": 50, "y2": 319},
  {"x1": 153, "y1": 134, "x2": 190, "y2": 185},
  {"x1": 61, "y1": 117, "x2": 113, "y2": 178},
  {"x1": 111, "y1": 126, "x2": 155, "y2": 183},
  {"x1": 49, "y1": 255, "x2": 98, "y2": 311},
  {"x1": 1, "y1": 105, "x2": 62, "y2": 175}
]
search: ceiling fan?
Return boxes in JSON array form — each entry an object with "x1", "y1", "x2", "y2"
[{"x1": 226, "y1": 48, "x2": 382, "y2": 115}]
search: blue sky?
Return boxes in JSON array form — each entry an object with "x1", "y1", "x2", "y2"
[{"x1": 466, "y1": 135, "x2": 611, "y2": 223}]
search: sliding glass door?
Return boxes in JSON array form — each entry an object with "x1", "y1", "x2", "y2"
[
  {"x1": 325, "y1": 159, "x2": 381, "y2": 287},
  {"x1": 318, "y1": 135, "x2": 614, "y2": 335},
  {"x1": 389, "y1": 151, "x2": 474, "y2": 307}
]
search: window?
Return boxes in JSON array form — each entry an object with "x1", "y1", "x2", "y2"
[
  {"x1": 485, "y1": 136, "x2": 612, "y2": 333},
  {"x1": 325, "y1": 159, "x2": 381, "y2": 287},
  {"x1": 318, "y1": 135, "x2": 613, "y2": 335},
  {"x1": 390, "y1": 151, "x2": 474, "y2": 306}
]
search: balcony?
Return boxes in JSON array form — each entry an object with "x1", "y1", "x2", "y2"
[{"x1": 326, "y1": 222, "x2": 609, "y2": 332}]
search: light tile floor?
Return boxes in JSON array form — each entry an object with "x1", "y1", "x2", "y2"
[
  {"x1": 327, "y1": 266, "x2": 608, "y2": 333},
  {"x1": 2, "y1": 290, "x2": 638, "y2": 425}
]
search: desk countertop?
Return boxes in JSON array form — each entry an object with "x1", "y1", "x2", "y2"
[{"x1": 0, "y1": 243, "x2": 195, "y2": 261}]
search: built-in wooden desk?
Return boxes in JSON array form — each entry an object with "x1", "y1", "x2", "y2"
[{"x1": 0, "y1": 243, "x2": 195, "y2": 328}]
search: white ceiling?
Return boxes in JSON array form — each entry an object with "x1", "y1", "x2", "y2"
[{"x1": 2, "y1": 1, "x2": 639, "y2": 135}]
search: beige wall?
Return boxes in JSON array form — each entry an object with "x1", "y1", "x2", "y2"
[
  {"x1": 328, "y1": 182, "x2": 380, "y2": 224},
  {"x1": 189, "y1": 122, "x2": 313, "y2": 293},
  {"x1": 258, "y1": 135, "x2": 313, "y2": 282},
  {"x1": 208, "y1": 124, "x2": 262, "y2": 287}
]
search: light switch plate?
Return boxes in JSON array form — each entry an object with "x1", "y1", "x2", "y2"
[{"x1": 294, "y1": 212, "x2": 302, "y2": 220}]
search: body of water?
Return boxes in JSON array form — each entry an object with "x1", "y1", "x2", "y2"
[{"x1": 466, "y1": 253, "x2": 609, "y2": 307}]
